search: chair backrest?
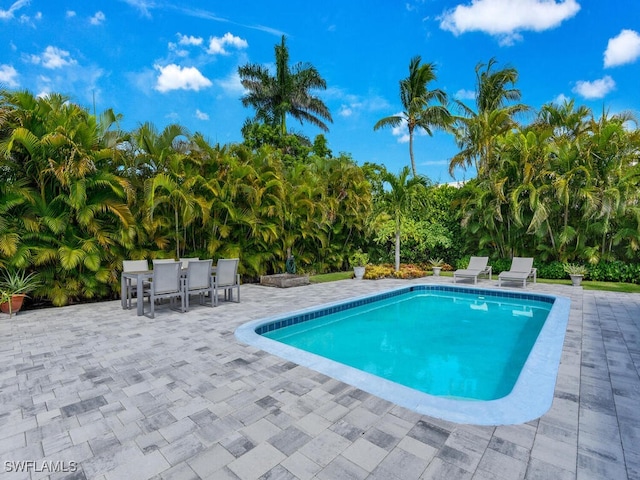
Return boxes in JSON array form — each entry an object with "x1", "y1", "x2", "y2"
[
  {"x1": 186, "y1": 259, "x2": 212, "y2": 290},
  {"x1": 216, "y1": 258, "x2": 239, "y2": 287},
  {"x1": 152, "y1": 261, "x2": 182, "y2": 294},
  {"x1": 180, "y1": 257, "x2": 199, "y2": 269},
  {"x1": 510, "y1": 257, "x2": 534, "y2": 273},
  {"x1": 467, "y1": 256, "x2": 488, "y2": 271},
  {"x1": 152, "y1": 258, "x2": 176, "y2": 264},
  {"x1": 123, "y1": 259, "x2": 149, "y2": 272}
]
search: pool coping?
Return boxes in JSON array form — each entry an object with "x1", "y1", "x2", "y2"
[{"x1": 235, "y1": 283, "x2": 571, "y2": 425}]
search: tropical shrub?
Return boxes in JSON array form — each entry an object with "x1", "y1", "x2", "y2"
[{"x1": 363, "y1": 263, "x2": 427, "y2": 280}]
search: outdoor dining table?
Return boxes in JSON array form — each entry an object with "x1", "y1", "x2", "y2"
[
  {"x1": 121, "y1": 270, "x2": 153, "y2": 316},
  {"x1": 121, "y1": 265, "x2": 217, "y2": 316}
]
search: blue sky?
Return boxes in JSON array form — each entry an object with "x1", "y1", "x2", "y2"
[{"x1": 1, "y1": 0, "x2": 639, "y2": 183}]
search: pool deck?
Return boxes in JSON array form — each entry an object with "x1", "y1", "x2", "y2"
[{"x1": 0, "y1": 277, "x2": 638, "y2": 479}]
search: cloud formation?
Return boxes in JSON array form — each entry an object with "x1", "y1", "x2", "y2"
[
  {"x1": 439, "y1": 0, "x2": 580, "y2": 45},
  {"x1": 90, "y1": 11, "x2": 106, "y2": 26},
  {"x1": 572, "y1": 76, "x2": 615, "y2": 99},
  {"x1": 154, "y1": 64, "x2": 212, "y2": 92},
  {"x1": 0, "y1": 0, "x2": 29, "y2": 20},
  {"x1": 0, "y1": 64, "x2": 19, "y2": 87},
  {"x1": 604, "y1": 29, "x2": 640, "y2": 68},
  {"x1": 29, "y1": 46, "x2": 77, "y2": 69},
  {"x1": 207, "y1": 32, "x2": 248, "y2": 55}
]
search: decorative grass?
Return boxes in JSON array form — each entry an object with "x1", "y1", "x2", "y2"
[{"x1": 309, "y1": 271, "x2": 353, "y2": 283}]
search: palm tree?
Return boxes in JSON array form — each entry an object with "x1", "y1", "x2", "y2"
[
  {"x1": 238, "y1": 35, "x2": 332, "y2": 135},
  {"x1": 374, "y1": 56, "x2": 451, "y2": 176},
  {"x1": 377, "y1": 166, "x2": 428, "y2": 271},
  {"x1": 450, "y1": 58, "x2": 529, "y2": 178}
]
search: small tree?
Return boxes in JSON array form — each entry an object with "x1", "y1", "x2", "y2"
[{"x1": 375, "y1": 166, "x2": 428, "y2": 271}]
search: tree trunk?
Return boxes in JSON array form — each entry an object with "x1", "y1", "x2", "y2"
[
  {"x1": 395, "y1": 229, "x2": 401, "y2": 272},
  {"x1": 409, "y1": 129, "x2": 417, "y2": 177}
]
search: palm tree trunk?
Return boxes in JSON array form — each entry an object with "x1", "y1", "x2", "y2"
[
  {"x1": 395, "y1": 229, "x2": 401, "y2": 272},
  {"x1": 409, "y1": 129, "x2": 417, "y2": 177}
]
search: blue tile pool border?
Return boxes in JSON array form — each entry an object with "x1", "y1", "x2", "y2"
[{"x1": 235, "y1": 284, "x2": 571, "y2": 425}]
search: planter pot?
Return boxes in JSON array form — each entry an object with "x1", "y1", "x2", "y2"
[
  {"x1": 1, "y1": 294, "x2": 26, "y2": 316},
  {"x1": 353, "y1": 266, "x2": 366, "y2": 280},
  {"x1": 570, "y1": 274, "x2": 583, "y2": 287},
  {"x1": 259, "y1": 273, "x2": 309, "y2": 288},
  {"x1": 432, "y1": 267, "x2": 442, "y2": 277}
]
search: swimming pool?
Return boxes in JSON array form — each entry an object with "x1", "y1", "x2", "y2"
[{"x1": 235, "y1": 284, "x2": 571, "y2": 425}]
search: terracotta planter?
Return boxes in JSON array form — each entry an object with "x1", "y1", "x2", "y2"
[{"x1": 1, "y1": 294, "x2": 26, "y2": 316}]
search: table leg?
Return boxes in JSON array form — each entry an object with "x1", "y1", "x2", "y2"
[
  {"x1": 121, "y1": 275, "x2": 127, "y2": 309},
  {"x1": 137, "y1": 275, "x2": 145, "y2": 316}
]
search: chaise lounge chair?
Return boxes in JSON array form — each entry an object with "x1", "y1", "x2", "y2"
[
  {"x1": 453, "y1": 256, "x2": 491, "y2": 284},
  {"x1": 498, "y1": 257, "x2": 536, "y2": 287}
]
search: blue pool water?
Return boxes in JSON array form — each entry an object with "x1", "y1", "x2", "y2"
[
  {"x1": 262, "y1": 290, "x2": 551, "y2": 401},
  {"x1": 236, "y1": 284, "x2": 571, "y2": 425}
]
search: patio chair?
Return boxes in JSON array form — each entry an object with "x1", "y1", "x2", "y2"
[
  {"x1": 212, "y1": 258, "x2": 240, "y2": 306},
  {"x1": 122, "y1": 259, "x2": 149, "y2": 309},
  {"x1": 498, "y1": 257, "x2": 536, "y2": 287},
  {"x1": 143, "y1": 261, "x2": 185, "y2": 318},
  {"x1": 453, "y1": 256, "x2": 491, "y2": 284},
  {"x1": 180, "y1": 257, "x2": 199, "y2": 269},
  {"x1": 184, "y1": 259, "x2": 214, "y2": 310}
]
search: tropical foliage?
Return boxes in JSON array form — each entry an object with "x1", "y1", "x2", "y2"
[
  {"x1": 1, "y1": 49, "x2": 640, "y2": 309},
  {"x1": 0, "y1": 89, "x2": 370, "y2": 306}
]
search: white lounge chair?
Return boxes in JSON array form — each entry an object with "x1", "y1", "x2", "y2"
[
  {"x1": 212, "y1": 258, "x2": 240, "y2": 306},
  {"x1": 184, "y1": 259, "x2": 214, "y2": 310},
  {"x1": 498, "y1": 257, "x2": 536, "y2": 287},
  {"x1": 453, "y1": 256, "x2": 491, "y2": 284}
]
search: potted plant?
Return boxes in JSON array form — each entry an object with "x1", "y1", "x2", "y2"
[
  {"x1": 563, "y1": 263, "x2": 588, "y2": 287},
  {"x1": 429, "y1": 258, "x2": 444, "y2": 277},
  {"x1": 349, "y1": 250, "x2": 369, "y2": 280},
  {"x1": 0, "y1": 269, "x2": 41, "y2": 317}
]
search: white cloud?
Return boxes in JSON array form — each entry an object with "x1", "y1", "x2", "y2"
[
  {"x1": 604, "y1": 29, "x2": 640, "y2": 68},
  {"x1": 325, "y1": 87, "x2": 390, "y2": 118},
  {"x1": 66, "y1": 10, "x2": 76, "y2": 18},
  {"x1": 90, "y1": 11, "x2": 106, "y2": 25},
  {"x1": 217, "y1": 70, "x2": 244, "y2": 94},
  {"x1": 572, "y1": 76, "x2": 616, "y2": 99},
  {"x1": 552, "y1": 93, "x2": 570, "y2": 104},
  {"x1": 0, "y1": 0, "x2": 29, "y2": 20},
  {"x1": 454, "y1": 88, "x2": 476, "y2": 100},
  {"x1": 195, "y1": 109, "x2": 209, "y2": 120},
  {"x1": 29, "y1": 46, "x2": 78, "y2": 69},
  {"x1": 178, "y1": 33, "x2": 203, "y2": 46},
  {"x1": 0, "y1": 64, "x2": 19, "y2": 87},
  {"x1": 154, "y1": 64, "x2": 212, "y2": 92},
  {"x1": 121, "y1": 0, "x2": 154, "y2": 18},
  {"x1": 338, "y1": 105, "x2": 353, "y2": 117},
  {"x1": 207, "y1": 32, "x2": 248, "y2": 55},
  {"x1": 439, "y1": 0, "x2": 580, "y2": 45}
]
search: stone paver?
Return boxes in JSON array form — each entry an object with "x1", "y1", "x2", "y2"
[{"x1": 0, "y1": 276, "x2": 638, "y2": 479}]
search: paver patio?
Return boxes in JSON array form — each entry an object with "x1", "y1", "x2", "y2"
[{"x1": 0, "y1": 276, "x2": 638, "y2": 479}]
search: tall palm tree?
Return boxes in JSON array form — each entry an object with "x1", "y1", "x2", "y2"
[
  {"x1": 238, "y1": 35, "x2": 332, "y2": 135},
  {"x1": 374, "y1": 56, "x2": 451, "y2": 176},
  {"x1": 450, "y1": 58, "x2": 529, "y2": 178},
  {"x1": 377, "y1": 166, "x2": 428, "y2": 271}
]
